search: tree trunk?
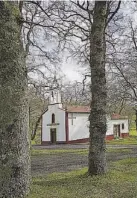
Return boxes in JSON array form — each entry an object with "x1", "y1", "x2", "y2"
[
  {"x1": 88, "y1": 1, "x2": 107, "y2": 175},
  {"x1": 0, "y1": 2, "x2": 30, "y2": 197},
  {"x1": 31, "y1": 114, "x2": 42, "y2": 141}
]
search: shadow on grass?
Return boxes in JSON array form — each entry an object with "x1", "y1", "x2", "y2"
[
  {"x1": 33, "y1": 171, "x2": 88, "y2": 187},
  {"x1": 29, "y1": 158, "x2": 137, "y2": 198}
]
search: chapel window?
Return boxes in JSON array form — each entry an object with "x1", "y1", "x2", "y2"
[
  {"x1": 122, "y1": 123, "x2": 124, "y2": 129},
  {"x1": 52, "y1": 113, "x2": 55, "y2": 123}
]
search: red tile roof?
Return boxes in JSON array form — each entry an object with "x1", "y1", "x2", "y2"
[
  {"x1": 66, "y1": 105, "x2": 90, "y2": 113},
  {"x1": 111, "y1": 113, "x2": 128, "y2": 120}
]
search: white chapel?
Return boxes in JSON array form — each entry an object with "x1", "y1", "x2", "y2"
[{"x1": 41, "y1": 86, "x2": 129, "y2": 145}]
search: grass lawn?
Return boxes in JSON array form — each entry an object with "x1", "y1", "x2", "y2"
[
  {"x1": 31, "y1": 148, "x2": 132, "y2": 156},
  {"x1": 106, "y1": 136, "x2": 137, "y2": 145},
  {"x1": 29, "y1": 157, "x2": 137, "y2": 198},
  {"x1": 30, "y1": 132, "x2": 137, "y2": 197},
  {"x1": 29, "y1": 147, "x2": 137, "y2": 198},
  {"x1": 130, "y1": 128, "x2": 137, "y2": 136},
  {"x1": 31, "y1": 148, "x2": 88, "y2": 155}
]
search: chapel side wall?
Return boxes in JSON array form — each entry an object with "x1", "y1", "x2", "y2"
[
  {"x1": 68, "y1": 112, "x2": 90, "y2": 141},
  {"x1": 68, "y1": 114, "x2": 129, "y2": 142},
  {"x1": 106, "y1": 119, "x2": 129, "y2": 136},
  {"x1": 42, "y1": 105, "x2": 66, "y2": 143}
]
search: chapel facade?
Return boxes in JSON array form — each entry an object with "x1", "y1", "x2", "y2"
[{"x1": 41, "y1": 87, "x2": 129, "y2": 145}]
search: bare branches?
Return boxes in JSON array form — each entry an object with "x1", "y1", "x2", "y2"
[
  {"x1": 82, "y1": 74, "x2": 91, "y2": 94},
  {"x1": 106, "y1": 1, "x2": 121, "y2": 26},
  {"x1": 61, "y1": 80, "x2": 90, "y2": 105},
  {"x1": 130, "y1": 20, "x2": 137, "y2": 50},
  {"x1": 72, "y1": 0, "x2": 93, "y2": 15},
  {"x1": 22, "y1": 0, "x2": 133, "y2": 117},
  {"x1": 28, "y1": 1, "x2": 51, "y2": 18}
]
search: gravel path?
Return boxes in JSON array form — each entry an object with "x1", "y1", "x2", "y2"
[
  {"x1": 33, "y1": 144, "x2": 137, "y2": 149},
  {"x1": 32, "y1": 145, "x2": 137, "y2": 177}
]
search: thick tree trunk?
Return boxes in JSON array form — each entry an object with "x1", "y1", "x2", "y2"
[
  {"x1": 88, "y1": 1, "x2": 107, "y2": 175},
  {"x1": 0, "y1": 2, "x2": 30, "y2": 197}
]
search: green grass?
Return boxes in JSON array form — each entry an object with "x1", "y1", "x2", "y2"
[
  {"x1": 130, "y1": 128, "x2": 137, "y2": 136},
  {"x1": 29, "y1": 158, "x2": 137, "y2": 198},
  {"x1": 107, "y1": 148, "x2": 132, "y2": 153},
  {"x1": 106, "y1": 136, "x2": 137, "y2": 145},
  {"x1": 31, "y1": 148, "x2": 132, "y2": 156},
  {"x1": 31, "y1": 140, "x2": 36, "y2": 145},
  {"x1": 31, "y1": 129, "x2": 41, "y2": 145}
]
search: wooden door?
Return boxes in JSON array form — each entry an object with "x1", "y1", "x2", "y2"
[
  {"x1": 50, "y1": 129, "x2": 56, "y2": 144},
  {"x1": 113, "y1": 125, "x2": 117, "y2": 137},
  {"x1": 117, "y1": 124, "x2": 120, "y2": 137},
  {"x1": 113, "y1": 124, "x2": 120, "y2": 138}
]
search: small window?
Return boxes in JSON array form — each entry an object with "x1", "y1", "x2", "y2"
[
  {"x1": 52, "y1": 114, "x2": 55, "y2": 123},
  {"x1": 122, "y1": 123, "x2": 124, "y2": 129}
]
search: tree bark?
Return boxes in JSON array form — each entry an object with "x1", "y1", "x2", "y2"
[
  {"x1": 31, "y1": 114, "x2": 42, "y2": 141},
  {"x1": 0, "y1": 2, "x2": 30, "y2": 197},
  {"x1": 88, "y1": 1, "x2": 107, "y2": 175}
]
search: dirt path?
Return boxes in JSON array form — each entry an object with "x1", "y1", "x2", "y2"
[
  {"x1": 33, "y1": 144, "x2": 137, "y2": 150},
  {"x1": 31, "y1": 145, "x2": 137, "y2": 177}
]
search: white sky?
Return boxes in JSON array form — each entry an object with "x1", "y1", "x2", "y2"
[
  {"x1": 61, "y1": 57, "x2": 84, "y2": 82},
  {"x1": 29, "y1": 1, "x2": 137, "y2": 83},
  {"x1": 61, "y1": 2, "x2": 137, "y2": 82}
]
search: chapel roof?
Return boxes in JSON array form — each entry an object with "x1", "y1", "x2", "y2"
[
  {"x1": 66, "y1": 105, "x2": 90, "y2": 113},
  {"x1": 111, "y1": 113, "x2": 128, "y2": 120}
]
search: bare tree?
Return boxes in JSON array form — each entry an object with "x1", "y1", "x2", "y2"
[
  {"x1": 106, "y1": 2, "x2": 137, "y2": 127},
  {"x1": 61, "y1": 80, "x2": 90, "y2": 105},
  {"x1": 29, "y1": 1, "x2": 122, "y2": 175},
  {"x1": 19, "y1": 1, "x2": 66, "y2": 141}
]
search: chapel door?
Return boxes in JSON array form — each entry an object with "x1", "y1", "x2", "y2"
[
  {"x1": 117, "y1": 124, "x2": 120, "y2": 137},
  {"x1": 50, "y1": 128, "x2": 56, "y2": 144},
  {"x1": 113, "y1": 124, "x2": 120, "y2": 138}
]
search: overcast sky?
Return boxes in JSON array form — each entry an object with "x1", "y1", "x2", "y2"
[
  {"x1": 61, "y1": 56, "x2": 85, "y2": 82},
  {"x1": 61, "y1": 2, "x2": 137, "y2": 82},
  {"x1": 28, "y1": 1, "x2": 137, "y2": 84}
]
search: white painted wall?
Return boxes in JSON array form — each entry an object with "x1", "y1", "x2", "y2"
[
  {"x1": 68, "y1": 113, "x2": 89, "y2": 140},
  {"x1": 42, "y1": 104, "x2": 66, "y2": 142},
  {"x1": 43, "y1": 107, "x2": 129, "y2": 142},
  {"x1": 68, "y1": 113, "x2": 129, "y2": 141}
]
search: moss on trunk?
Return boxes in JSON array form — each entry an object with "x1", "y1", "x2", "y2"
[
  {"x1": 88, "y1": 1, "x2": 107, "y2": 175},
  {"x1": 0, "y1": 2, "x2": 30, "y2": 197}
]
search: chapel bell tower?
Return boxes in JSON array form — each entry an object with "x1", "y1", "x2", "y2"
[{"x1": 49, "y1": 75, "x2": 63, "y2": 108}]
